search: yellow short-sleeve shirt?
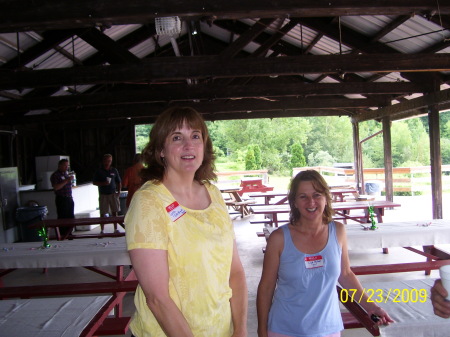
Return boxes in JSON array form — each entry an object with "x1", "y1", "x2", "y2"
[{"x1": 125, "y1": 181, "x2": 235, "y2": 337}]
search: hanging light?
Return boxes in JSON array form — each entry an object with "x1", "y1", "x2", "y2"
[{"x1": 155, "y1": 17, "x2": 181, "y2": 36}]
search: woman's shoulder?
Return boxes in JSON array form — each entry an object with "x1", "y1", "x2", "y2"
[
  {"x1": 331, "y1": 220, "x2": 346, "y2": 231},
  {"x1": 203, "y1": 182, "x2": 222, "y2": 195},
  {"x1": 330, "y1": 220, "x2": 346, "y2": 243},
  {"x1": 134, "y1": 181, "x2": 168, "y2": 198},
  {"x1": 267, "y1": 225, "x2": 286, "y2": 243}
]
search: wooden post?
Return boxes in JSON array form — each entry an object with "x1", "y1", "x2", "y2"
[
  {"x1": 352, "y1": 122, "x2": 363, "y2": 194},
  {"x1": 382, "y1": 117, "x2": 394, "y2": 202},
  {"x1": 426, "y1": 74, "x2": 443, "y2": 219},
  {"x1": 428, "y1": 103, "x2": 443, "y2": 219}
]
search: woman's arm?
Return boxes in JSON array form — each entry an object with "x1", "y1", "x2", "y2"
[
  {"x1": 129, "y1": 248, "x2": 194, "y2": 337},
  {"x1": 229, "y1": 240, "x2": 248, "y2": 337},
  {"x1": 256, "y1": 229, "x2": 283, "y2": 337},
  {"x1": 336, "y1": 222, "x2": 394, "y2": 326}
]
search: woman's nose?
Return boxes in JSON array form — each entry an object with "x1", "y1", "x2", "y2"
[{"x1": 183, "y1": 138, "x2": 193, "y2": 148}]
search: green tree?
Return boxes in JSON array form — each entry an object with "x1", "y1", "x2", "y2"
[
  {"x1": 245, "y1": 147, "x2": 257, "y2": 170},
  {"x1": 441, "y1": 138, "x2": 450, "y2": 164},
  {"x1": 290, "y1": 143, "x2": 306, "y2": 170},
  {"x1": 308, "y1": 150, "x2": 335, "y2": 166},
  {"x1": 252, "y1": 144, "x2": 262, "y2": 169},
  {"x1": 304, "y1": 116, "x2": 354, "y2": 165},
  {"x1": 135, "y1": 124, "x2": 152, "y2": 152},
  {"x1": 211, "y1": 118, "x2": 311, "y2": 172}
]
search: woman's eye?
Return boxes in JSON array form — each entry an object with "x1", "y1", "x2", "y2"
[{"x1": 193, "y1": 133, "x2": 202, "y2": 140}]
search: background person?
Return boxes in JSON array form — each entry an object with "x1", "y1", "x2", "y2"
[
  {"x1": 50, "y1": 158, "x2": 74, "y2": 237},
  {"x1": 93, "y1": 153, "x2": 122, "y2": 233},
  {"x1": 125, "y1": 106, "x2": 248, "y2": 337},
  {"x1": 431, "y1": 279, "x2": 450, "y2": 318},
  {"x1": 257, "y1": 170, "x2": 393, "y2": 337},
  {"x1": 122, "y1": 153, "x2": 144, "y2": 208}
]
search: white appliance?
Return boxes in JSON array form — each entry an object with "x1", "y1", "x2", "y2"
[
  {"x1": 35, "y1": 155, "x2": 70, "y2": 190},
  {"x1": 36, "y1": 171, "x2": 54, "y2": 190}
]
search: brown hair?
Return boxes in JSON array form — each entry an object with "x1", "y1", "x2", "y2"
[
  {"x1": 140, "y1": 106, "x2": 216, "y2": 183},
  {"x1": 288, "y1": 170, "x2": 334, "y2": 225}
]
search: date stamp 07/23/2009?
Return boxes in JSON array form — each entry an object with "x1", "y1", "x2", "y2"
[{"x1": 340, "y1": 288, "x2": 428, "y2": 304}]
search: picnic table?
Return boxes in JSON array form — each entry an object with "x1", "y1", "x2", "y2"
[
  {"x1": 0, "y1": 296, "x2": 116, "y2": 337},
  {"x1": 0, "y1": 237, "x2": 131, "y2": 282},
  {"x1": 251, "y1": 200, "x2": 401, "y2": 227},
  {"x1": 330, "y1": 187, "x2": 358, "y2": 202},
  {"x1": 0, "y1": 237, "x2": 136, "y2": 335},
  {"x1": 340, "y1": 278, "x2": 450, "y2": 336},
  {"x1": 238, "y1": 178, "x2": 274, "y2": 196},
  {"x1": 28, "y1": 215, "x2": 125, "y2": 240},
  {"x1": 247, "y1": 191, "x2": 288, "y2": 205},
  {"x1": 262, "y1": 219, "x2": 450, "y2": 275},
  {"x1": 220, "y1": 187, "x2": 255, "y2": 217}
]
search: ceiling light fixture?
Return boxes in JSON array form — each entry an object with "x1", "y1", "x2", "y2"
[{"x1": 155, "y1": 17, "x2": 181, "y2": 36}]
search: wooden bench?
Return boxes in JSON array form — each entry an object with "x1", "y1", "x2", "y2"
[
  {"x1": 238, "y1": 178, "x2": 274, "y2": 196},
  {"x1": 225, "y1": 199, "x2": 256, "y2": 218},
  {"x1": 250, "y1": 218, "x2": 273, "y2": 225}
]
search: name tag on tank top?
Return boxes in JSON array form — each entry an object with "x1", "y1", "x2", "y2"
[
  {"x1": 166, "y1": 201, "x2": 186, "y2": 222},
  {"x1": 304, "y1": 255, "x2": 324, "y2": 269}
]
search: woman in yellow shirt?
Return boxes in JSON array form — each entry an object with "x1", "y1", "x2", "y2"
[{"x1": 125, "y1": 106, "x2": 248, "y2": 337}]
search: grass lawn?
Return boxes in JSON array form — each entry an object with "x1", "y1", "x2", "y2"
[{"x1": 267, "y1": 175, "x2": 291, "y2": 192}]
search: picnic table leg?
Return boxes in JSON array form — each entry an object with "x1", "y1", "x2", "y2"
[
  {"x1": 273, "y1": 214, "x2": 279, "y2": 227},
  {"x1": 55, "y1": 227, "x2": 62, "y2": 241},
  {"x1": 373, "y1": 208, "x2": 389, "y2": 254}
]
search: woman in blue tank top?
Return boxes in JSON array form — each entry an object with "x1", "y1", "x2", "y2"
[{"x1": 257, "y1": 170, "x2": 394, "y2": 337}]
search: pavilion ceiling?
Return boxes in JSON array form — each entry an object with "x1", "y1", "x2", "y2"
[{"x1": 1, "y1": 0, "x2": 450, "y2": 126}]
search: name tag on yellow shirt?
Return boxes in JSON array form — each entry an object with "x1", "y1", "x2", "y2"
[{"x1": 166, "y1": 201, "x2": 186, "y2": 222}]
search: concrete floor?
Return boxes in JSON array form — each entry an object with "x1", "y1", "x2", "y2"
[{"x1": 2, "y1": 194, "x2": 449, "y2": 336}]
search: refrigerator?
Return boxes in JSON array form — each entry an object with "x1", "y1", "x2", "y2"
[
  {"x1": 0, "y1": 167, "x2": 19, "y2": 231},
  {"x1": 35, "y1": 155, "x2": 69, "y2": 190}
]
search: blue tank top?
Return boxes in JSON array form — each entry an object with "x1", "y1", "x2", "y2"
[{"x1": 268, "y1": 221, "x2": 344, "y2": 337}]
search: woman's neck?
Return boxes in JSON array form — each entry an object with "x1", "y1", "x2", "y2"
[{"x1": 294, "y1": 218, "x2": 325, "y2": 235}]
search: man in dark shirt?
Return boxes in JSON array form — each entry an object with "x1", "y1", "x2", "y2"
[
  {"x1": 93, "y1": 153, "x2": 122, "y2": 233},
  {"x1": 50, "y1": 159, "x2": 75, "y2": 237}
]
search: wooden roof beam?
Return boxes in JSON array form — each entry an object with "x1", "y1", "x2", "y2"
[
  {"x1": 1, "y1": 54, "x2": 449, "y2": 90},
  {"x1": 1, "y1": 1, "x2": 449, "y2": 33},
  {"x1": 351, "y1": 88, "x2": 450, "y2": 123}
]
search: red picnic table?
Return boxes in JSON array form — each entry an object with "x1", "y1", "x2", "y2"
[
  {"x1": 330, "y1": 187, "x2": 358, "y2": 202},
  {"x1": 220, "y1": 187, "x2": 255, "y2": 217},
  {"x1": 0, "y1": 237, "x2": 136, "y2": 336},
  {"x1": 28, "y1": 216, "x2": 125, "y2": 240},
  {"x1": 251, "y1": 200, "x2": 401, "y2": 228},
  {"x1": 247, "y1": 191, "x2": 288, "y2": 205}
]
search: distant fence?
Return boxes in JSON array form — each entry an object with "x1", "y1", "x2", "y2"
[
  {"x1": 216, "y1": 170, "x2": 269, "y2": 188},
  {"x1": 293, "y1": 165, "x2": 450, "y2": 195}
]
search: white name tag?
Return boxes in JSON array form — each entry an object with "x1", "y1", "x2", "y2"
[
  {"x1": 166, "y1": 201, "x2": 186, "y2": 222},
  {"x1": 304, "y1": 255, "x2": 324, "y2": 269}
]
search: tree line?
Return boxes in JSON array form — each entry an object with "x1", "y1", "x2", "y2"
[{"x1": 135, "y1": 111, "x2": 450, "y2": 175}]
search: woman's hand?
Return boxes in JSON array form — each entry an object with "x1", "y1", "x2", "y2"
[
  {"x1": 431, "y1": 279, "x2": 450, "y2": 318},
  {"x1": 367, "y1": 306, "x2": 394, "y2": 326}
]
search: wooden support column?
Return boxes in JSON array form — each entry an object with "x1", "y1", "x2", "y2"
[
  {"x1": 382, "y1": 117, "x2": 394, "y2": 202},
  {"x1": 352, "y1": 122, "x2": 363, "y2": 194},
  {"x1": 428, "y1": 103, "x2": 443, "y2": 219}
]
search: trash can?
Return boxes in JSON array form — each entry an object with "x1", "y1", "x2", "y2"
[
  {"x1": 16, "y1": 206, "x2": 48, "y2": 242},
  {"x1": 365, "y1": 181, "x2": 382, "y2": 196},
  {"x1": 119, "y1": 191, "x2": 128, "y2": 216}
]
